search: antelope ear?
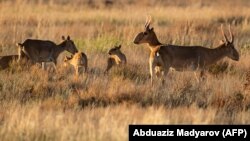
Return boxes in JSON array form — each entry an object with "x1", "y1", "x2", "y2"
[
  {"x1": 118, "y1": 45, "x2": 122, "y2": 49},
  {"x1": 67, "y1": 35, "x2": 70, "y2": 40},
  {"x1": 62, "y1": 36, "x2": 66, "y2": 40},
  {"x1": 16, "y1": 43, "x2": 22, "y2": 47},
  {"x1": 150, "y1": 27, "x2": 154, "y2": 31},
  {"x1": 219, "y1": 40, "x2": 225, "y2": 44},
  {"x1": 64, "y1": 56, "x2": 68, "y2": 61}
]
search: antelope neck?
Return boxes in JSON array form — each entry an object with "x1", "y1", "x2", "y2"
[
  {"x1": 208, "y1": 44, "x2": 229, "y2": 62},
  {"x1": 57, "y1": 41, "x2": 66, "y2": 50},
  {"x1": 54, "y1": 41, "x2": 67, "y2": 58},
  {"x1": 148, "y1": 35, "x2": 162, "y2": 47},
  {"x1": 148, "y1": 45, "x2": 162, "y2": 53}
]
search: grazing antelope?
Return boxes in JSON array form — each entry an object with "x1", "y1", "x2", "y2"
[
  {"x1": 105, "y1": 45, "x2": 127, "y2": 73},
  {"x1": 16, "y1": 35, "x2": 78, "y2": 70},
  {"x1": 63, "y1": 52, "x2": 88, "y2": 77},
  {"x1": 133, "y1": 16, "x2": 239, "y2": 84},
  {"x1": 0, "y1": 51, "x2": 29, "y2": 70}
]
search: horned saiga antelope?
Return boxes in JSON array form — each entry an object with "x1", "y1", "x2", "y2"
[
  {"x1": 105, "y1": 45, "x2": 127, "y2": 73},
  {"x1": 17, "y1": 36, "x2": 78, "y2": 70},
  {"x1": 64, "y1": 51, "x2": 88, "y2": 77},
  {"x1": 133, "y1": 16, "x2": 239, "y2": 84}
]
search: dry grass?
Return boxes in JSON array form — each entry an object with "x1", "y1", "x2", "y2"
[{"x1": 1, "y1": 0, "x2": 250, "y2": 140}]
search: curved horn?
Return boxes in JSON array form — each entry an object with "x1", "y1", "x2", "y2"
[
  {"x1": 220, "y1": 24, "x2": 229, "y2": 42},
  {"x1": 228, "y1": 25, "x2": 234, "y2": 43},
  {"x1": 145, "y1": 15, "x2": 151, "y2": 29},
  {"x1": 144, "y1": 16, "x2": 149, "y2": 28}
]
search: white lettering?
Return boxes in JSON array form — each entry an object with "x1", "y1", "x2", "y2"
[
  {"x1": 133, "y1": 129, "x2": 139, "y2": 136},
  {"x1": 177, "y1": 129, "x2": 220, "y2": 138}
]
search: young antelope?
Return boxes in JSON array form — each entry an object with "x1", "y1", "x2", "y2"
[
  {"x1": 64, "y1": 52, "x2": 88, "y2": 77},
  {"x1": 105, "y1": 45, "x2": 127, "y2": 73}
]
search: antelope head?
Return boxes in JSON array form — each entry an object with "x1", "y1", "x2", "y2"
[
  {"x1": 61, "y1": 35, "x2": 78, "y2": 54},
  {"x1": 133, "y1": 16, "x2": 161, "y2": 46},
  {"x1": 220, "y1": 25, "x2": 239, "y2": 61},
  {"x1": 63, "y1": 55, "x2": 73, "y2": 67},
  {"x1": 108, "y1": 45, "x2": 122, "y2": 55}
]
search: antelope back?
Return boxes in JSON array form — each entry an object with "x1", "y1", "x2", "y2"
[
  {"x1": 64, "y1": 52, "x2": 87, "y2": 67},
  {"x1": 75, "y1": 52, "x2": 87, "y2": 66},
  {"x1": 16, "y1": 39, "x2": 57, "y2": 61},
  {"x1": 0, "y1": 55, "x2": 18, "y2": 69}
]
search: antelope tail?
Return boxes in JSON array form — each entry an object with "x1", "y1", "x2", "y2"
[
  {"x1": 16, "y1": 43, "x2": 24, "y2": 47},
  {"x1": 81, "y1": 52, "x2": 85, "y2": 57}
]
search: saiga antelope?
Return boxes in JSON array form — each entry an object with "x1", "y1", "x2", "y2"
[
  {"x1": 105, "y1": 45, "x2": 127, "y2": 73},
  {"x1": 133, "y1": 16, "x2": 239, "y2": 84},
  {"x1": 17, "y1": 35, "x2": 78, "y2": 70},
  {"x1": 64, "y1": 52, "x2": 88, "y2": 77},
  {"x1": 0, "y1": 51, "x2": 29, "y2": 70}
]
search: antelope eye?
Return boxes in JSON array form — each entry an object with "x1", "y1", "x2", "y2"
[{"x1": 143, "y1": 32, "x2": 148, "y2": 35}]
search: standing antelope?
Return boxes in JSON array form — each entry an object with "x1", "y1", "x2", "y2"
[
  {"x1": 133, "y1": 16, "x2": 239, "y2": 84},
  {"x1": 64, "y1": 51, "x2": 88, "y2": 77},
  {"x1": 17, "y1": 36, "x2": 78, "y2": 70},
  {"x1": 105, "y1": 45, "x2": 127, "y2": 73}
]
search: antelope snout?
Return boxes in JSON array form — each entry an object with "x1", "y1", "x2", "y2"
[
  {"x1": 133, "y1": 36, "x2": 140, "y2": 44},
  {"x1": 233, "y1": 56, "x2": 240, "y2": 61},
  {"x1": 233, "y1": 51, "x2": 240, "y2": 61},
  {"x1": 133, "y1": 32, "x2": 144, "y2": 45},
  {"x1": 133, "y1": 40, "x2": 139, "y2": 44}
]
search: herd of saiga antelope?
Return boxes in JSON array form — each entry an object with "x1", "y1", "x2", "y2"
[{"x1": 0, "y1": 16, "x2": 240, "y2": 85}]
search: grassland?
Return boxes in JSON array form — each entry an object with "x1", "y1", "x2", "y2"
[{"x1": 1, "y1": 0, "x2": 250, "y2": 140}]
